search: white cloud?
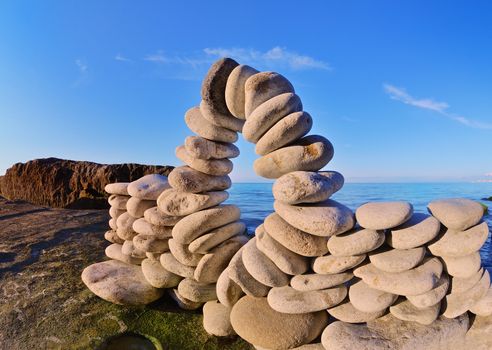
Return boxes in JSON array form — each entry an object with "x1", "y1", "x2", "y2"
[
  {"x1": 115, "y1": 54, "x2": 131, "y2": 62},
  {"x1": 75, "y1": 59, "x2": 88, "y2": 73},
  {"x1": 72, "y1": 59, "x2": 89, "y2": 87},
  {"x1": 384, "y1": 83, "x2": 492, "y2": 130}
]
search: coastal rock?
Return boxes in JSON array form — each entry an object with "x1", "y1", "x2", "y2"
[
  {"x1": 470, "y1": 288, "x2": 492, "y2": 316},
  {"x1": 81, "y1": 260, "x2": 163, "y2": 305},
  {"x1": 369, "y1": 247, "x2": 426, "y2": 273},
  {"x1": 387, "y1": 213, "x2": 441, "y2": 249},
  {"x1": 177, "y1": 278, "x2": 217, "y2": 303},
  {"x1": 157, "y1": 189, "x2": 228, "y2": 217},
  {"x1": 168, "y1": 239, "x2": 203, "y2": 266},
  {"x1": 127, "y1": 174, "x2": 170, "y2": 200},
  {"x1": 355, "y1": 201, "x2": 413, "y2": 230},
  {"x1": 104, "y1": 182, "x2": 129, "y2": 196},
  {"x1": 108, "y1": 195, "x2": 129, "y2": 210},
  {"x1": 254, "y1": 135, "x2": 334, "y2": 179},
  {"x1": 291, "y1": 272, "x2": 353, "y2": 292},
  {"x1": 349, "y1": 279, "x2": 398, "y2": 313},
  {"x1": 105, "y1": 243, "x2": 144, "y2": 265},
  {"x1": 312, "y1": 254, "x2": 366, "y2": 274},
  {"x1": 244, "y1": 72, "x2": 295, "y2": 119},
  {"x1": 264, "y1": 213, "x2": 329, "y2": 257},
  {"x1": 272, "y1": 171, "x2": 344, "y2": 205},
  {"x1": 225, "y1": 64, "x2": 259, "y2": 119},
  {"x1": 327, "y1": 299, "x2": 386, "y2": 323},
  {"x1": 203, "y1": 301, "x2": 236, "y2": 337},
  {"x1": 184, "y1": 136, "x2": 239, "y2": 159},
  {"x1": 242, "y1": 238, "x2": 289, "y2": 287},
  {"x1": 255, "y1": 111, "x2": 313, "y2": 155},
  {"x1": 390, "y1": 299, "x2": 440, "y2": 325},
  {"x1": 104, "y1": 230, "x2": 124, "y2": 244},
  {"x1": 255, "y1": 225, "x2": 309, "y2": 275},
  {"x1": 407, "y1": 274, "x2": 449, "y2": 309},
  {"x1": 143, "y1": 206, "x2": 182, "y2": 227},
  {"x1": 115, "y1": 213, "x2": 137, "y2": 240},
  {"x1": 267, "y1": 285, "x2": 347, "y2": 313},
  {"x1": 427, "y1": 222, "x2": 489, "y2": 257},
  {"x1": 230, "y1": 296, "x2": 328, "y2": 350},
  {"x1": 442, "y1": 252, "x2": 482, "y2": 278},
  {"x1": 121, "y1": 239, "x2": 146, "y2": 258},
  {"x1": 428, "y1": 198, "x2": 484, "y2": 231},
  {"x1": 159, "y1": 252, "x2": 195, "y2": 278},
  {"x1": 133, "y1": 234, "x2": 169, "y2": 253},
  {"x1": 132, "y1": 218, "x2": 173, "y2": 239},
  {"x1": 172, "y1": 205, "x2": 240, "y2": 244},
  {"x1": 141, "y1": 258, "x2": 182, "y2": 288},
  {"x1": 353, "y1": 258, "x2": 443, "y2": 296},
  {"x1": 327, "y1": 227, "x2": 385, "y2": 256},
  {"x1": 228, "y1": 248, "x2": 270, "y2": 297},
  {"x1": 168, "y1": 166, "x2": 231, "y2": 193},
  {"x1": 185, "y1": 106, "x2": 238, "y2": 143},
  {"x1": 175, "y1": 145, "x2": 233, "y2": 176},
  {"x1": 126, "y1": 197, "x2": 155, "y2": 219},
  {"x1": 274, "y1": 199, "x2": 354, "y2": 237},
  {"x1": 216, "y1": 267, "x2": 244, "y2": 307},
  {"x1": 189, "y1": 221, "x2": 245, "y2": 254}
]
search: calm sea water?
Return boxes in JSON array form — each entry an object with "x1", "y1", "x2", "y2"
[{"x1": 227, "y1": 182, "x2": 492, "y2": 271}]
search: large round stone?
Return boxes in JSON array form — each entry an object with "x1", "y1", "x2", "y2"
[
  {"x1": 254, "y1": 135, "x2": 334, "y2": 179},
  {"x1": 441, "y1": 252, "x2": 481, "y2": 278},
  {"x1": 291, "y1": 272, "x2": 353, "y2": 292},
  {"x1": 230, "y1": 296, "x2": 328, "y2": 350},
  {"x1": 81, "y1": 260, "x2": 163, "y2": 305},
  {"x1": 185, "y1": 106, "x2": 238, "y2": 143},
  {"x1": 356, "y1": 201, "x2": 413, "y2": 230},
  {"x1": 312, "y1": 254, "x2": 366, "y2": 274},
  {"x1": 168, "y1": 166, "x2": 231, "y2": 193},
  {"x1": 406, "y1": 273, "x2": 449, "y2": 309},
  {"x1": 225, "y1": 64, "x2": 259, "y2": 119},
  {"x1": 428, "y1": 198, "x2": 484, "y2": 231},
  {"x1": 127, "y1": 174, "x2": 170, "y2": 200},
  {"x1": 327, "y1": 227, "x2": 385, "y2": 256},
  {"x1": 274, "y1": 199, "x2": 354, "y2": 237},
  {"x1": 272, "y1": 171, "x2": 344, "y2": 205},
  {"x1": 390, "y1": 299, "x2": 440, "y2": 325},
  {"x1": 175, "y1": 145, "x2": 233, "y2": 176},
  {"x1": 328, "y1": 299, "x2": 386, "y2": 323},
  {"x1": 203, "y1": 301, "x2": 236, "y2": 337},
  {"x1": 387, "y1": 213, "x2": 440, "y2": 249},
  {"x1": 184, "y1": 135, "x2": 239, "y2": 159},
  {"x1": 141, "y1": 258, "x2": 182, "y2": 288},
  {"x1": 349, "y1": 279, "x2": 397, "y2": 313},
  {"x1": 428, "y1": 222, "x2": 489, "y2": 257},
  {"x1": 369, "y1": 247, "x2": 426, "y2": 273}
]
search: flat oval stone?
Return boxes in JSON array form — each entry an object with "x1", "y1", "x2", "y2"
[
  {"x1": 470, "y1": 287, "x2": 492, "y2": 316},
  {"x1": 133, "y1": 234, "x2": 169, "y2": 253},
  {"x1": 349, "y1": 279, "x2": 398, "y2": 313},
  {"x1": 184, "y1": 135, "x2": 239, "y2": 159},
  {"x1": 168, "y1": 166, "x2": 231, "y2": 193},
  {"x1": 354, "y1": 258, "x2": 443, "y2": 296},
  {"x1": 82, "y1": 260, "x2": 163, "y2": 305},
  {"x1": 273, "y1": 171, "x2": 344, "y2": 205},
  {"x1": 255, "y1": 111, "x2": 312, "y2": 155},
  {"x1": 328, "y1": 227, "x2": 385, "y2": 256},
  {"x1": 116, "y1": 212, "x2": 137, "y2": 240},
  {"x1": 159, "y1": 252, "x2": 195, "y2": 278},
  {"x1": 146, "y1": 252, "x2": 161, "y2": 261},
  {"x1": 291, "y1": 272, "x2": 353, "y2": 292},
  {"x1": 157, "y1": 189, "x2": 228, "y2": 217},
  {"x1": 230, "y1": 296, "x2": 328, "y2": 350},
  {"x1": 104, "y1": 230, "x2": 124, "y2": 244},
  {"x1": 189, "y1": 221, "x2": 245, "y2": 254},
  {"x1": 450, "y1": 268, "x2": 485, "y2": 294},
  {"x1": 203, "y1": 301, "x2": 236, "y2": 337},
  {"x1": 185, "y1": 106, "x2": 238, "y2": 143},
  {"x1": 274, "y1": 199, "x2": 354, "y2": 237},
  {"x1": 264, "y1": 213, "x2": 329, "y2": 257},
  {"x1": 387, "y1": 213, "x2": 440, "y2": 249},
  {"x1": 141, "y1": 258, "x2": 182, "y2": 288},
  {"x1": 254, "y1": 135, "x2": 334, "y2": 179},
  {"x1": 369, "y1": 247, "x2": 426, "y2": 273},
  {"x1": 176, "y1": 145, "x2": 233, "y2": 176},
  {"x1": 444, "y1": 269, "x2": 490, "y2": 318},
  {"x1": 255, "y1": 224, "x2": 309, "y2": 275},
  {"x1": 168, "y1": 239, "x2": 203, "y2": 266},
  {"x1": 390, "y1": 299, "x2": 440, "y2": 325},
  {"x1": 442, "y1": 252, "x2": 482, "y2": 278},
  {"x1": 194, "y1": 236, "x2": 246, "y2": 283},
  {"x1": 172, "y1": 204, "x2": 240, "y2": 244},
  {"x1": 312, "y1": 254, "x2": 366, "y2": 274},
  {"x1": 177, "y1": 278, "x2": 217, "y2": 303},
  {"x1": 428, "y1": 198, "x2": 484, "y2": 231},
  {"x1": 126, "y1": 197, "x2": 156, "y2": 219},
  {"x1": 132, "y1": 218, "x2": 173, "y2": 240},
  {"x1": 242, "y1": 238, "x2": 289, "y2": 287},
  {"x1": 108, "y1": 194, "x2": 129, "y2": 210},
  {"x1": 144, "y1": 206, "x2": 182, "y2": 227},
  {"x1": 105, "y1": 182, "x2": 129, "y2": 196},
  {"x1": 217, "y1": 267, "x2": 244, "y2": 307},
  {"x1": 200, "y1": 99, "x2": 244, "y2": 132},
  {"x1": 123, "y1": 238, "x2": 148, "y2": 257},
  {"x1": 225, "y1": 64, "x2": 259, "y2": 119},
  {"x1": 328, "y1": 299, "x2": 386, "y2": 323},
  {"x1": 356, "y1": 201, "x2": 413, "y2": 230},
  {"x1": 228, "y1": 247, "x2": 270, "y2": 297},
  {"x1": 105, "y1": 243, "x2": 144, "y2": 265},
  {"x1": 407, "y1": 273, "x2": 449, "y2": 309},
  {"x1": 268, "y1": 285, "x2": 347, "y2": 314},
  {"x1": 109, "y1": 218, "x2": 118, "y2": 230},
  {"x1": 168, "y1": 289, "x2": 203, "y2": 310},
  {"x1": 428, "y1": 222, "x2": 489, "y2": 257},
  {"x1": 244, "y1": 72, "x2": 295, "y2": 119},
  {"x1": 109, "y1": 206, "x2": 125, "y2": 219},
  {"x1": 127, "y1": 174, "x2": 170, "y2": 200}
]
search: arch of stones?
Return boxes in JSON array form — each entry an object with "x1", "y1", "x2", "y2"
[{"x1": 82, "y1": 58, "x2": 492, "y2": 349}]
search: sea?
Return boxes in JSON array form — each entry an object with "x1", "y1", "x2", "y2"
[{"x1": 227, "y1": 182, "x2": 492, "y2": 272}]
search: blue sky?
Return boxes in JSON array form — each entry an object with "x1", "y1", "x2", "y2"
[{"x1": 1, "y1": 1, "x2": 491, "y2": 182}]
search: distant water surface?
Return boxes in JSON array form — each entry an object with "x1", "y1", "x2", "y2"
[{"x1": 228, "y1": 182, "x2": 492, "y2": 271}]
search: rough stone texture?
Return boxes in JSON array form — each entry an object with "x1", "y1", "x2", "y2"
[
  {"x1": 349, "y1": 279, "x2": 398, "y2": 313},
  {"x1": 390, "y1": 299, "x2": 440, "y2": 325},
  {"x1": 157, "y1": 189, "x2": 229, "y2": 217},
  {"x1": 105, "y1": 243, "x2": 144, "y2": 265},
  {"x1": 127, "y1": 174, "x2": 170, "y2": 200},
  {"x1": 168, "y1": 166, "x2": 232, "y2": 193},
  {"x1": 177, "y1": 278, "x2": 217, "y2": 303},
  {"x1": 356, "y1": 201, "x2": 413, "y2": 230},
  {"x1": 428, "y1": 198, "x2": 484, "y2": 231},
  {"x1": 291, "y1": 272, "x2": 353, "y2": 292},
  {"x1": 407, "y1": 274, "x2": 449, "y2": 309},
  {"x1": 126, "y1": 197, "x2": 156, "y2": 219},
  {"x1": 0, "y1": 157, "x2": 172, "y2": 209},
  {"x1": 327, "y1": 299, "x2": 386, "y2": 323},
  {"x1": 328, "y1": 227, "x2": 385, "y2": 257},
  {"x1": 185, "y1": 136, "x2": 240, "y2": 160},
  {"x1": 428, "y1": 222, "x2": 489, "y2": 257},
  {"x1": 369, "y1": 247, "x2": 426, "y2": 273},
  {"x1": 176, "y1": 145, "x2": 234, "y2": 176},
  {"x1": 442, "y1": 252, "x2": 482, "y2": 278},
  {"x1": 312, "y1": 254, "x2": 366, "y2": 274},
  {"x1": 230, "y1": 296, "x2": 328, "y2": 350},
  {"x1": 387, "y1": 213, "x2": 441, "y2": 249}
]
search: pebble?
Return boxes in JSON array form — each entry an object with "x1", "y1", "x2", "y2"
[
  {"x1": 327, "y1": 299, "x2": 386, "y2": 323},
  {"x1": 203, "y1": 301, "x2": 236, "y2": 337},
  {"x1": 109, "y1": 206, "x2": 125, "y2": 219},
  {"x1": 369, "y1": 247, "x2": 425, "y2": 273},
  {"x1": 254, "y1": 135, "x2": 334, "y2": 179},
  {"x1": 127, "y1": 174, "x2": 170, "y2": 200},
  {"x1": 133, "y1": 234, "x2": 169, "y2": 253},
  {"x1": 349, "y1": 279, "x2": 398, "y2": 313},
  {"x1": 168, "y1": 166, "x2": 231, "y2": 193},
  {"x1": 291, "y1": 272, "x2": 353, "y2": 292},
  {"x1": 200, "y1": 99, "x2": 244, "y2": 132},
  {"x1": 428, "y1": 198, "x2": 484, "y2": 231},
  {"x1": 157, "y1": 188, "x2": 228, "y2": 217},
  {"x1": 132, "y1": 218, "x2": 173, "y2": 239},
  {"x1": 144, "y1": 206, "x2": 183, "y2": 227},
  {"x1": 407, "y1": 273, "x2": 449, "y2": 309},
  {"x1": 168, "y1": 239, "x2": 203, "y2": 266},
  {"x1": 109, "y1": 218, "x2": 118, "y2": 230},
  {"x1": 272, "y1": 171, "x2": 344, "y2": 205},
  {"x1": 145, "y1": 252, "x2": 161, "y2": 261},
  {"x1": 225, "y1": 64, "x2": 259, "y2": 119},
  {"x1": 184, "y1": 135, "x2": 239, "y2": 159},
  {"x1": 185, "y1": 106, "x2": 238, "y2": 143},
  {"x1": 177, "y1": 278, "x2": 217, "y2": 303},
  {"x1": 216, "y1": 267, "x2": 244, "y2": 307},
  {"x1": 228, "y1": 248, "x2": 270, "y2": 297},
  {"x1": 274, "y1": 199, "x2": 354, "y2": 237},
  {"x1": 230, "y1": 296, "x2": 328, "y2": 350},
  {"x1": 387, "y1": 213, "x2": 441, "y2": 249},
  {"x1": 108, "y1": 194, "x2": 129, "y2": 210},
  {"x1": 176, "y1": 145, "x2": 233, "y2": 176},
  {"x1": 159, "y1": 252, "x2": 195, "y2": 278},
  {"x1": 126, "y1": 197, "x2": 156, "y2": 218},
  {"x1": 104, "y1": 182, "x2": 129, "y2": 196},
  {"x1": 122, "y1": 239, "x2": 146, "y2": 258},
  {"x1": 141, "y1": 258, "x2": 182, "y2": 288},
  {"x1": 390, "y1": 299, "x2": 440, "y2": 325},
  {"x1": 105, "y1": 243, "x2": 144, "y2": 265},
  {"x1": 168, "y1": 289, "x2": 203, "y2": 310},
  {"x1": 450, "y1": 268, "x2": 485, "y2": 294},
  {"x1": 312, "y1": 254, "x2": 366, "y2": 274},
  {"x1": 355, "y1": 201, "x2": 413, "y2": 230},
  {"x1": 427, "y1": 222, "x2": 489, "y2": 257},
  {"x1": 328, "y1": 227, "x2": 385, "y2": 256},
  {"x1": 441, "y1": 252, "x2": 482, "y2": 278},
  {"x1": 115, "y1": 212, "x2": 137, "y2": 240},
  {"x1": 267, "y1": 285, "x2": 347, "y2": 313},
  {"x1": 189, "y1": 221, "x2": 245, "y2": 254},
  {"x1": 104, "y1": 230, "x2": 124, "y2": 244}
]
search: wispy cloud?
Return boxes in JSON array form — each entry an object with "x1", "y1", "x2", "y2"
[
  {"x1": 143, "y1": 51, "x2": 210, "y2": 69},
  {"x1": 384, "y1": 84, "x2": 492, "y2": 130},
  {"x1": 115, "y1": 54, "x2": 132, "y2": 62},
  {"x1": 73, "y1": 59, "x2": 89, "y2": 87},
  {"x1": 75, "y1": 59, "x2": 88, "y2": 73}
]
